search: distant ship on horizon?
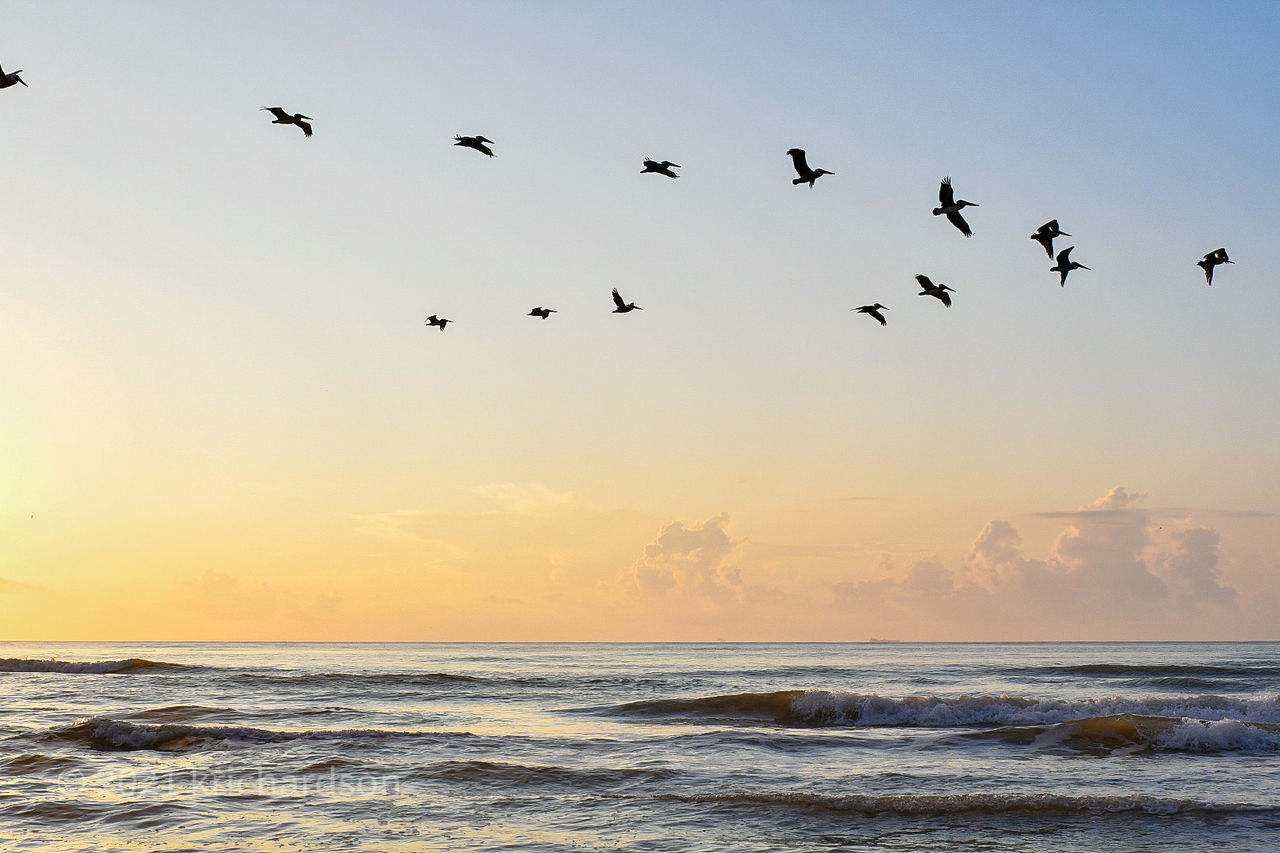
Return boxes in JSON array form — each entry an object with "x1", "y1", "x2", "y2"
[{"x1": 867, "y1": 637, "x2": 903, "y2": 643}]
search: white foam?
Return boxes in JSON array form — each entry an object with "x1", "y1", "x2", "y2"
[{"x1": 789, "y1": 690, "x2": 1280, "y2": 727}]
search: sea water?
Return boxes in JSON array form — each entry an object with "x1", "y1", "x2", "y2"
[{"x1": 1, "y1": 642, "x2": 1278, "y2": 851}]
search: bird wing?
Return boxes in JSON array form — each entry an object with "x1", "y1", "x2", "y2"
[
  {"x1": 1032, "y1": 232, "x2": 1054, "y2": 257},
  {"x1": 915, "y1": 274, "x2": 934, "y2": 289},
  {"x1": 788, "y1": 149, "x2": 811, "y2": 176},
  {"x1": 939, "y1": 177, "x2": 955, "y2": 206},
  {"x1": 939, "y1": 291, "x2": 951, "y2": 307},
  {"x1": 263, "y1": 106, "x2": 289, "y2": 120},
  {"x1": 612, "y1": 288, "x2": 626, "y2": 309},
  {"x1": 296, "y1": 119, "x2": 313, "y2": 136},
  {"x1": 946, "y1": 210, "x2": 972, "y2": 237},
  {"x1": 1056, "y1": 247, "x2": 1073, "y2": 265}
]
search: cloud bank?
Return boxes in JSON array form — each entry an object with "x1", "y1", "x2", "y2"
[{"x1": 835, "y1": 487, "x2": 1241, "y2": 639}]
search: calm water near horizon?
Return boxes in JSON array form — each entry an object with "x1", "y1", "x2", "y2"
[{"x1": 1, "y1": 641, "x2": 1278, "y2": 851}]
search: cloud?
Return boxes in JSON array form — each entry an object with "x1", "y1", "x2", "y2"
[
  {"x1": 0, "y1": 576, "x2": 40, "y2": 594},
  {"x1": 834, "y1": 487, "x2": 1238, "y2": 637},
  {"x1": 472, "y1": 482, "x2": 574, "y2": 515},
  {"x1": 620, "y1": 513, "x2": 743, "y2": 601}
]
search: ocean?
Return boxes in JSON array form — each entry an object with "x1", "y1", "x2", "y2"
[{"x1": 0, "y1": 642, "x2": 1277, "y2": 851}]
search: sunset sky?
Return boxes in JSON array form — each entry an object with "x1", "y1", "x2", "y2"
[{"x1": 2, "y1": 1, "x2": 1278, "y2": 640}]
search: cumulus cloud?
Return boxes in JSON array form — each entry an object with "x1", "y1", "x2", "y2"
[
  {"x1": 835, "y1": 487, "x2": 1238, "y2": 637},
  {"x1": 620, "y1": 513, "x2": 743, "y2": 601}
]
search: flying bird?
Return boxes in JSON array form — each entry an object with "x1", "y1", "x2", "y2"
[
  {"x1": 853, "y1": 304, "x2": 888, "y2": 326},
  {"x1": 641, "y1": 158, "x2": 680, "y2": 178},
  {"x1": 933, "y1": 176, "x2": 979, "y2": 237},
  {"x1": 786, "y1": 148, "x2": 834, "y2": 187},
  {"x1": 529, "y1": 307, "x2": 557, "y2": 319},
  {"x1": 425, "y1": 315, "x2": 452, "y2": 331},
  {"x1": 1196, "y1": 248, "x2": 1233, "y2": 285},
  {"x1": 915, "y1": 274, "x2": 956, "y2": 307},
  {"x1": 1050, "y1": 246, "x2": 1090, "y2": 287},
  {"x1": 260, "y1": 106, "x2": 312, "y2": 136},
  {"x1": 611, "y1": 288, "x2": 641, "y2": 313},
  {"x1": 0, "y1": 61, "x2": 27, "y2": 89},
  {"x1": 454, "y1": 135, "x2": 494, "y2": 157},
  {"x1": 1030, "y1": 220, "x2": 1070, "y2": 258}
]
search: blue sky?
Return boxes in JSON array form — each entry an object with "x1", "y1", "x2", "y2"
[{"x1": 2, "y1": 1, "x2": 1278, "y2": 638}]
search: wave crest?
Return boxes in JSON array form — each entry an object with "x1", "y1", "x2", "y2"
[
  {"x1": 48, "y1": 717, "x2": 439, "y2": 752},
  {"x1": 610, "y1": 690, "x2": 1280, "y2": 729},
  {"x1": 0, "y1": 658, "x2": 191, "y2": 674}
]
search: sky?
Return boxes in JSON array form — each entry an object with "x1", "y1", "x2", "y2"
[{"x1": 2, "y1": 1, "x2": 1278, "y2": 641}]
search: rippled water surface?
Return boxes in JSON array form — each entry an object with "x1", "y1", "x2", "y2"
[{"x1": 1, "y1": 642, "x2": 1278, "y2": 851}]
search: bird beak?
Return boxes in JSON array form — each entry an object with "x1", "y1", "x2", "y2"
[{"x1": 18, "y1": 75, "x2": 27, "y2": 86}]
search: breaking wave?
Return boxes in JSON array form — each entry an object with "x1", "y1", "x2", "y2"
[
  {"x1": 0, "y1": 658, "x2": 193, "y2": 674},
  {"x1": 661, "y1": 791, "x2": 1279, "y2": 816},
  {"x1": 972, "y1": 713, "x2": 1280, "y2": 754},
  {"x1": 47, "y1": 717, "x2": 453, "y2": 753},
  {"x1": 609, "y1": 690, "x2": 1280, "y2": 729}
]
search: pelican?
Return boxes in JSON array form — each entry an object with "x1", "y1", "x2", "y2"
[
  {"x1": 933, "y1": 177, "x2": 978, "y2": 237},
  {"x1": 425, "y1": 315, "x2": 452, "y2": 331},
  {"x1": 1050, "y1": 246, "x2": 1090, "y2": 287},
  {"x1": 853, "y1": 304, "x2": 888, "y2": 326},
  {"x1": 260, "y1": 106, "x2": 313, "y2": 137},
  {"x1": 1196, "y1": 248, "x2": 1233, "y2": 285},
  {"x1": 786, "y1": 148, "x2": 834, "y2": 187},
  {"x1": 1030, "y1": 220, "x2": 1070, "y2": 258},
  {"x1": 915, "y1": 274, "x2": 956, "y2": 307},
  {"x1": 0, "y1": 61, "x2": 27, "y2": 89},
  {"x1": 454, "y1": 135, "x2": 494, "y2": 157},
  {"x1": 641, "y1": 158, "x2": 680, "y2": 178},
  {"x1": 612, "y1": 288, "x2": 641, "y2": 313},
  {"x1": 529, "y1": 307, "x2": 557, "y2": 319}
]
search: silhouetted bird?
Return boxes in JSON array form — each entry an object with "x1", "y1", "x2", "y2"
[
  {"x1": 1030, "y1": 220, "x2": 1070, "y2": 258},
  {"x1": 933, "y1": 177, "x2": 978, "y2": 237},
  {"x1": 611, "y1": 288, "x2": 641, "y2": 313},
  {"x1": 1050, "y1": 246, "x2": 1090, "y2": 287},
  {"x1": 641, "y1": 159, "x2": 680, "y2": 178},
  {"x1": 786, "y1": 148, "x2": 834, "y2": 187},
  {"x1": 529, "y1": 307, "x2": 557, "y2": 319},
  {"x1": 915, "y1": 274, "x2": 956, "y2": 307},
  {"x1": 0, "y1": 61, "x2": 27, "y2": 89},
  {"x1": 261, "y1": 106, "x2": 312, "y2": 136},
  {"x1": 425, "y1": 315, "x2": 451, "y2": 331},
  {"x1": 454, "y1": 135, "x2": 494, "y2": 157},
  {"x1": 853, "y1": 304, "x2": 888, "y2": 326},
  {"x1": 1196, "y1": 248, "x2": 1233, "y2": 285}
]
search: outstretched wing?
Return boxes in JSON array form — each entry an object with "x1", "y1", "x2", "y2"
[
  {"x1": 946, "y1": 210, "x2": 972, "y2": 237},
  {"x1": 788, "y1": 148, "x2": 811, "y2": 176},
  {"x1": 914, "y1": 274, "x2": 934, "y2": 289},
  {"x1": 262, "y1": 106, "x2": 289, "y2": 121},
  {"x1": 612, "y1": 288, "x2": 626, "y2": 309},
  {"x1": 1056, "y1": 246, "x2": 1074, "y2": 265},
  {"x1": 296, "y1": 118, "x2": 313, "y2": 137},
  {"x1": 1031, "y1": 231, "x2": 1054, "y2": 257},
  {"x1": 939, "y1": 176, "x2": 956, "y2": 207}
]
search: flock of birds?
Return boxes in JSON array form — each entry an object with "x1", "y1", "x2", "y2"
[
  {"x1": 3, "y1": 68, "x2": 1238, "y2": 331},
  {"x1": 266, "y1": 112, "x2": 1242, "y2": 328}
]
